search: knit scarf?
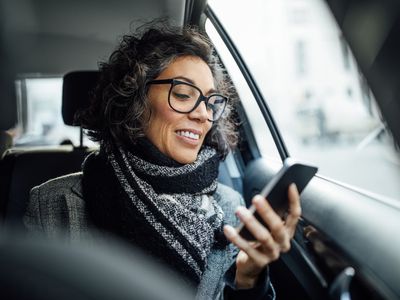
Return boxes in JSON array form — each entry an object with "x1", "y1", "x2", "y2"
[{"x1": 82, "y1": 138, "x2": 227, "y2": 285}]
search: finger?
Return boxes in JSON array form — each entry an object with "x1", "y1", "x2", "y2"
[
  {"x1": 224, "y1": 225, "x2": 278, "y2": 267},
  {"x1": 224, "y1": 225, "x2": 263, "y2": 259},
  {"x1": 252, "y1": 195, "x2": 288, "y2": 245},
  {"x1": 235, "y1": 206, "x2": 276, "y2": 249},
  {"x1": 285, "y1": 183, "x2": 302, "y2": 236}
]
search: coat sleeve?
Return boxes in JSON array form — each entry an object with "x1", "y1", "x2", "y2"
[{"x1": 222, "y1": 263, "x2": 275, "y2": 300}]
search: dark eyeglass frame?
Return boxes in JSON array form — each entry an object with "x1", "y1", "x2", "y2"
[{"x1": 147, "y1": 78, "x2": 228, "y2": 122}]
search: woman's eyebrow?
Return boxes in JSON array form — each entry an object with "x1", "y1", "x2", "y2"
[
  {"x1": 174, "y1": 76, "x2": 218, "y2": 95},
  {"x1": 174, "y1": 76, "x2": 195, "y2": 84}
]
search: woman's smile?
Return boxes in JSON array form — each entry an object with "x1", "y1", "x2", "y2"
[{"x1": 175, "y1": 129, "x2": 202, "y2": 146}]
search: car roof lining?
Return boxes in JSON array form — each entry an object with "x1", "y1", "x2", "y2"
[{"x1": 1, "y1": 0, "x2": 188, "y2": 75}]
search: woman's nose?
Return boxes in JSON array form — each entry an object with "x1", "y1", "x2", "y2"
[{"x1": 188, "y1": 100, "x2": 209, "y2": 122}]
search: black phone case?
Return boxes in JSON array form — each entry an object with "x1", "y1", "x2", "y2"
[{"x1": 238, "y1": 159, "x2": 318, "y2": 240}]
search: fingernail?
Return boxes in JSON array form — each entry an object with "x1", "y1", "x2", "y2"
[
  {"x1": 252, "y1": 195, "x2": 263, "y2": 205},
  {"x1": 224, "y1": 225, "x2": 236, "y2": 238}
]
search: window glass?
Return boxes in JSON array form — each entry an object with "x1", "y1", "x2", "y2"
[
  {"x1": 14, "y1": 77, "x2": 92, "y2": 147},
  {"x1": 206, "y1": 21, "x2": 281, "y2": 163},
  {"x1": 208, "y1": 0, "x2": 400, "y2": 200}
]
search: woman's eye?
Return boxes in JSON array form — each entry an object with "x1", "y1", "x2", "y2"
[{"x1": 173, "y1": 92, "x2": 191, "y2": 100}]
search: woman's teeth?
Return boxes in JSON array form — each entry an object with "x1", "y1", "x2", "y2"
[{"x1": 177, "y1": 130, "x2": 200, "y2": 140}]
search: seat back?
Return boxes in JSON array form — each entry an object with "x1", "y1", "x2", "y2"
[
  {"x1": 0, "y1": 71, "x2": 99, "y2": 229},
  {"x1": 0, "y1": 147, "x2": 92, "y2": 227}
]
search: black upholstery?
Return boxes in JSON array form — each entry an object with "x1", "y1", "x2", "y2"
[
  {"x1": 62, "y1": 71, "x2": 99, "y2": 126},
  {"x1": 0, "y1": 71, "x2": 98, "y2": 229},
  {"x1": 0, "y1": 147, "x2": 92, "y2": 227},
  {"x1": 0, "y1": 235, "x2": 195, "y2": 300}
]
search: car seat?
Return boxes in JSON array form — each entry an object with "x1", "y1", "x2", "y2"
[{"x1": 0, "y1": 71, "x2": 99, "y2": 230}]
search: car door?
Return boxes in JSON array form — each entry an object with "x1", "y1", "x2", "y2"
[{"x1": 200, "y1": 0, "x2": 400, "y2": 299}]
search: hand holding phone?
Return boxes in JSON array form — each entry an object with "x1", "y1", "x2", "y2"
[{"x1": 237, "y1": 158, "x2": 318, "y2": 240}]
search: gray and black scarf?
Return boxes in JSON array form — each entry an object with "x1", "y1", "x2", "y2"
[{"x1": 82, "y1": 138, "x2": 228, "y2": 285}]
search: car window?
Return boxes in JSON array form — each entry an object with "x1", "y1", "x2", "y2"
[
  {"x1": 13, "y1": 77, "x2": 91, "y2": 147},
  {"x1": 206, "y1": 21, "x2": 281, "y2": 164},
  {"x1": 208, "y1": 0, "x2": 400, "y2": 200}
]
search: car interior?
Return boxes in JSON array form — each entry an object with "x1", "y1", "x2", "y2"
[
  {"x1": 1, "y1": 0, "x2": 400, "y2": 299},
  {"x1": 0, "y1": 71, "x2": 97, "y2": 228}
]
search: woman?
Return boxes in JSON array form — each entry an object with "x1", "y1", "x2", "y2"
[{"x1": 24, "y1": 23, "x2": 301, "y2": 299}]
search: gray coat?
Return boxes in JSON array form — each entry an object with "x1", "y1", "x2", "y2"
[{"x1": 24, "y1": 172, "x2": 273, "y2": 300}]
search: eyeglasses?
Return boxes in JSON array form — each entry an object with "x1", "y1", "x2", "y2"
[{"x1": 147, "y1": 79, "x2": 228, "y2": 122}]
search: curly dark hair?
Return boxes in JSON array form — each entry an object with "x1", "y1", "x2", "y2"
[{"x1": 78, "y1": 21, "x2": 238, "y2": 158}]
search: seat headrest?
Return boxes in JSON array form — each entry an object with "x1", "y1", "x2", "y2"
[{"x1": 62, "y1": 71, "x2": 99, "y2": 126}]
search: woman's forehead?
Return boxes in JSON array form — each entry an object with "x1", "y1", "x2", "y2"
[{"x1": 159, "y1": 56, "x2": 215, "y2": 89}]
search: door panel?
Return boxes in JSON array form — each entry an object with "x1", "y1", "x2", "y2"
[{"x1": 243, "y1": 157, "x2": 400, "y2": 299}]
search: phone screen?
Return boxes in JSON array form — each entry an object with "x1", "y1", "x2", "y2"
[{"x1": 237, "y1": 158, "x2": 318, "y2": 240}]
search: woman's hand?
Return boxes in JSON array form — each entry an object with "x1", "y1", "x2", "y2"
[{"x1": 223, "y1": 183, "x2": 301, "y2": 289}]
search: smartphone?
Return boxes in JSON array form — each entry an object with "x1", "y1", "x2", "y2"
[{"x1": 237, "y1": 158, "x2": 318, "y2": 240}]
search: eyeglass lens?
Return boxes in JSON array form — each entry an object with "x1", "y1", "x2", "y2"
[{"x1": 170, "y1": 83, "x2": 226, "y2": 121}]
